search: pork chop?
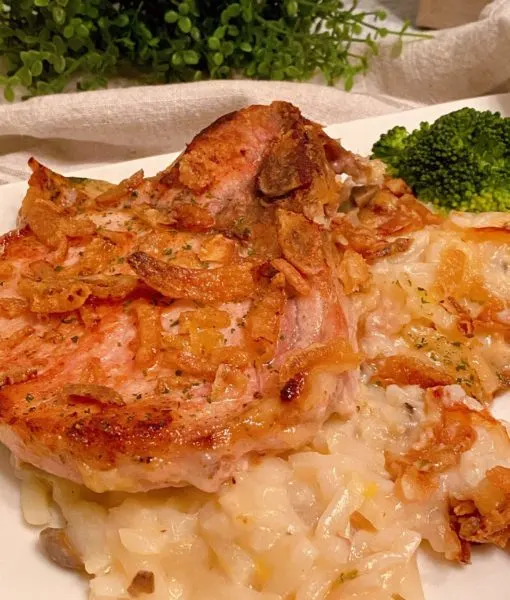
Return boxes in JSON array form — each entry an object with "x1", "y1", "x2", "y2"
[{"x1": 0, "y1": 102, "x2": 364, "y2": 493}]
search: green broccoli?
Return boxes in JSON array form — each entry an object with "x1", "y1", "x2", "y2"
[{"x1": 371, "y1": 107, "x2": 510, "y2": 212}]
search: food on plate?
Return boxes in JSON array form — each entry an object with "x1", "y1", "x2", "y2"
[
  {"x1": 371, "y1": 107, "x2": 510, "y2": 212},
  {"x1": 1, "y1": 102, "x2": 510, "y2": 600},
  {"x1": 0, "y1": 101, "x2": 380, "y2": 494}
]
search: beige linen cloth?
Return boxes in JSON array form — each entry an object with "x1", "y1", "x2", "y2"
[{"x1": 0, "y1": 0, "x2": 508, "y2": 185}]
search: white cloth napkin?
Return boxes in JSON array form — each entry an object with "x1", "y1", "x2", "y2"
[{"x1": 0, "y1": 0, "x2": 508, "y2": 185}]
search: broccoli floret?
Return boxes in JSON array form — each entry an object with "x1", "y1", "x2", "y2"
[
  {"x1": 370, "y1": 126, "x2": 410, "y2": 175},
  {"x1": 371, "y1": 107, "x2": 510, "y2": 212}
]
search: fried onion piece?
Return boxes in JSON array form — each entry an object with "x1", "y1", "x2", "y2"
[
  {"x1": 211, "y1": 364, "x2": 249, "y2": 402},
  {"x1": 132, "y1": 301, "x2": 161, "y2": 368},
  {"x1": 179, "y1": 307, "x2": 230, "y2": 333},
  {"x1": 0, "y1": 297, "x2": 29, "y2": 318},
  {"x1": 403, "y1": 324, "x2": 498, "y2": 403},
  {"x1": 451, "y1": 466, "x2": 510, "y2": 550},
  {"x1": 279, "y1": 338, "x2": 361, "y2": 388},
  {"x1": 198, "y1": 234, "x2": 235, "y2": 263},
  {"x1": 64, "y1": 384, "x2": 126, "y2": 407},
  {"x1": 0, "y1": 366, "x2": 39, "y2": 388},
  {"x1": 246, "y1": 273, "x2": 286, "y2": 360},
  {"x1": 257, "y1": 125, "x2": 314, "y2": 198},
  {"x1": 276, "y1": 209, "x2": 324, "y2": 275},
  {"x1": 161, "y1": 332, "x2": 249, "y2": 380},
  {"x1": 18, "y1": 277, "x2": 91, "y2": 313},
  {"x1": 65, "y1": 237, "x2": 118, "y2": 277},
  {"x1": 170, "y1": 203, "x2": 216, "y2": 231},
  {"x1": 386, "y1": 391, "x2": 478, "y2": 503},
  {"x1": 384, "y1": 177, "x2": 412, "y2": 196},
  {"x1": 127, "y1": 251, "x2": 260, "y2": 303},
  {"x1": 82, "y1": 274, "x2": 138, "y2": 300},
  {"x1": 337, "y1": 248, "x2": 371, "y2": 294},
  {"x1": 94, "y1": 170, "x2": 144, "y2": 206},
  {"x1": 332, "y1": 217, "x2": 411, "y2": 262},
  {"x1": 271, "y1": 258, "x2": 311, "y2": 296},
  {"x1": 371, "y1": 355, "x2": 455, "y2": 388},
  {"x1": 25, "y1": 198, "x2": 95, "y2": 252}
]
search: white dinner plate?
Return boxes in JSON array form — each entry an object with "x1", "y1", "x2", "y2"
[{"x1": 1, "y1": 92, "x2": 509, "y2": 599}]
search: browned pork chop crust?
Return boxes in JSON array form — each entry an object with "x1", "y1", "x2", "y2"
[{"x1": 0, "y1": 102, "x2": 361, "y2": 492}]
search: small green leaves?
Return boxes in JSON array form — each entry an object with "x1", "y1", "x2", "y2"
[
  {"x1": 178, "y1": 16, "x2": 192, "y2": 34},
  {"x1": 0, "y1": 0, "x2": 424, "y2": 100},
  {"x1": 52, "y1": 6, "x2": 66, "y2": 25},
  {"x1": 164, "y1": 10, "x2": 179, "y2": 24}
]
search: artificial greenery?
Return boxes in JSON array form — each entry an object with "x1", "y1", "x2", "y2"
[{"x1": 0, "y1": 0, "x2": 420, "y2": 101}]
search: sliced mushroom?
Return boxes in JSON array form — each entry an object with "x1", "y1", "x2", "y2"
[
  {"x1": 128, "y1": 570, "x2": 155, "y2": 597},
  {"x1": 39, "y1": 527, "x2": 83, "y2": 571}
]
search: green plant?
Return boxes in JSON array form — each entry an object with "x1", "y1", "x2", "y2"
[
  {"x1": 372, "y1": 108, "x2": 510, "y2": 212},
  {"x1": 0, "y1": 0, "x2": 423, "y2": 100}
]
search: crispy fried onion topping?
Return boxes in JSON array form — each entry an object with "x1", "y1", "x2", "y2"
[
  {"x1": 276, "y1": 209, "x2": 324, "y2": 275},
  {"x1": 24, "y1": 197, "x2": 96, "y2": 253},
  {"x1": 358, "y1": 185, "x2": 441, "y2": 236},
  {"x1": 386, "y1": 390, "x2": 479, "y2": 503},
  {"x1": 337, "y1": 248, "x2": 371, "y2": 295},
  {"x1": 403, "y1": 325, "x2": 499, "y2": 404},
  {"x1": 94, "y1": 170, "x2": 144, "y2": 206},
  {"x1": 170, "y1": 203, "x2": 216, "y2": 231},
  {"x1": 433, "y1": 246, "x2": 509, "y2": 335},
  {"x1": 271, "y1": 258, "x2": 311, "y2": 296},
  {"x1": 279, "y1": 338, "x2": 361, "y2": 403},
  {"x1": 450, "y1": 466, "x2": 510, "y2": 553},
  {"x1": 0, "y1": 297, "x2": 29, "y2": 318},
  {"x1": 128, "y1": 251, "x2": 260, "y2": 302},
  {"x1": 64, "y1": 384, "x2": 126, "y2": 407},
  {"x1": 161, "y1": 306, "x2": 250, "y2": 380},
  {"x1": 19, "y1": 278, "x2": 91, "y2": 313},
  {"x1": 332, "y1": 217, "x2": 411, "y2": 262},
  {"x1": 18, "y1": 274, "x2": 137, "y2": 313},
  {"x1": 0, "y1": 366, "x2": 39, "y2": 388},
  {"x1": 371, "y1": 355, "x2": 455, "y2": 388},
  {"x1": 132, "y1": 301, "x2": 161, "y2": 368},
  {"x1": 257, "y1": 125, "x2": 316, "y2": 198},
  {"x1": 246, "y1": 273, "x2": 286, "y2": 361}
]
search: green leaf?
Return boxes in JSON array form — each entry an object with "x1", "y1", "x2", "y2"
[
  {"x1": 179, "y1": 3, "x2": 190, "y2": 16},
  {"x1": 52, "y1": 6, "x2": 66, "y2": 25},
  {"x1": 164, "y1": 10, "x2": 179, "y2": 24},
  {"x1": 63, "y1": 25, "x2": 74, "y2": 39},
  {"x1": 183, "y1": 50, "x2": 200, "y2": 65},
  {"x1": 18, "y1": 66, "x2": 32, "y2": 87},
  {"x1": 30, "y1": 60, "x2": 43, "y2": 77},
  {"x1": 213, "y1": 52, "x2": 224, "y2": 66},
  {"x1": 53, "y1": 55, "x2": 66, "y2": 74},
  {"x1": 208, "y1": 36, "x2": 221, "y2": 50},
  {"x1": 171, "y1": 52, "x2": 183, "y2": 66},
  {"x1": 287, "y1": 1, "x2": 298, "y2": 17},
  {"x1": 239, "y1": 42, "x2": 252, "y2": 52},
  {"x1": 115, "y1": 14, "x2": 130, "y2": 28},
  {"x1": 178, "y1": 17, "x2": 192, "y2": 33},
  {"x1": 4, "y1": 86, "x2": 14, "y2": 102},
  {"x1": 34, "y1": 0, "x2": 49, "y2": 7},
  {"x1": 53, "y1": 35, "x2": 66, "y2": 55},
  {"x1": 76, "y1": 24, "x2": 89, "y2": 38}
]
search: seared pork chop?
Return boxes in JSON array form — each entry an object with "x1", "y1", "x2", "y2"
[{"x1": 0, "y1": 102, "x2": 365, "y2": 493}]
